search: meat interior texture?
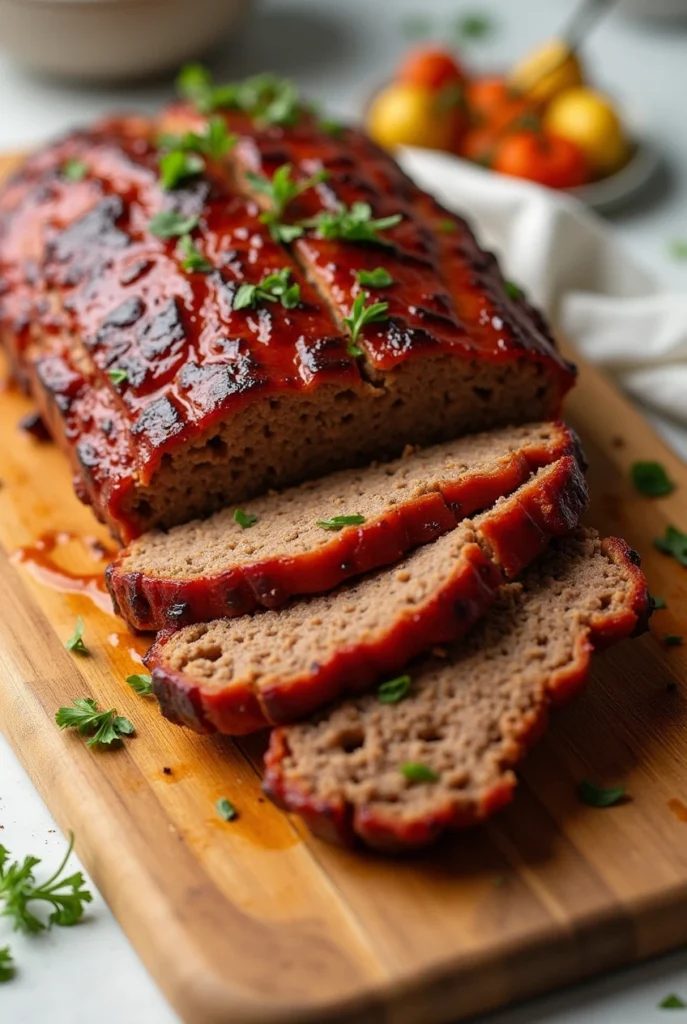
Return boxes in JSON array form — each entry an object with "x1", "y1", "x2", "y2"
[
  {"x1": 0, "y1": 77, "x2": 574, "y2": 542},
  {"x1": 146, "y1": 456, "x2": 589, "y2": 734},
  {"x1": 263, "y1": 529, "x2": 650, "y2": 851},
  {"x1": 108, "y1": 421, "x2": 581, "y2": 631}
]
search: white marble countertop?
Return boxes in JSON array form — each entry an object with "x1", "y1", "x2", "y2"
[{"x1": 1, "y1": 1, "x2": 686, "y2": 1022}]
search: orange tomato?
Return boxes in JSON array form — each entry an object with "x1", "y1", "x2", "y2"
[
  {"x1": 459, "y1": 127, "x2": 497, "y2": 164},
  {"x1": 466, "y1": 77, "x2": 514, "y2": 121},
  {"x1": 492, "y1": 130, "x2": 589, "y2": 189},
  {"x1": 397, "y1": 47, "x2": 465, "y2": 92}
]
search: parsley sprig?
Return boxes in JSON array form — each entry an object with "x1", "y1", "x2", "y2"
[
  {"x1": 356, "y1": 267, "x2": 393, "y2": 288},
  {"x1": 234, "y1": 508, "x2": 259, "y2": 529},
  {"x1": 247, "y1": 163, "x2": 328, "y2": 242},
  {"x1": 65, "y1": 615, "x2": 88, "y2": 655},
  {"x1": 177, "y1": 65, "x2": 303, "y2": 127},
  {"x1": 304, "y1": 201, "x2": 402, "y2": 245},
  {"x1": 55, "y1": 698, "x2": 134, "y2": 749},
  {"x1": 216, "y1": 797, "x2": 238, "y2": 822},
  {"x1": 0, "y1": 833, "x2": 92, "y2": 934},
  {"x1": 343, "y1": 291, "x2": 389, "y2": 354},
  {"x1": 107, "y1": 368, "x2": 128, "y2": 386},
  {"x1": 655, "y1": 525, "x2": 687, "y2": 567},
  {"x1": 0, "y1": 946, "x2": 14, "y2": 982},
  {"x1": 316, "y1": 514, "x2": 366, "y2": 530},
  {"x1": 149, "y1": 211, "x2": 199, "y2": 239},
  {"x1": 158, "y1": 116, "x2": 235, "y2": 161},
  {"x1": 177, "y1": 234, "x2": 212, "y2": 273},
  {"x1": 578, "y1": 779, "x2": 627, "y2": 807},
  {"x1": 62, "y1": 159, "x2": 88, "y2": 182},
  {"x1": 159, "y1": 150, "x2": 205, "y2": 191},
  {"x1": 400, "y1": 762, "x2": 439, "y2": 783},
  {"x1": 233, "y1": 268, "x2": 300, "y2": 311},
  {"x1": 378, "y1": 675, "x2": 411, "y2": 704},
  {"x1": 126, "y1": 673, "x2": 153, "y2": 697},
  {"x1": 631, "y1": 461, "x2": 675, "y2": 498}
]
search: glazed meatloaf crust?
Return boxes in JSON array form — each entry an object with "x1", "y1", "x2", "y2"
[
  {"x1": 263, "y1": 529, "x2": 650, "y2": 851},
  {"x1": 0, "y1": 78, "x2": 574, "y2": 541},
  {"x1": 108, "y1": 421, "x2": 582, "y2": 631},
  {"x1": 147, "y1": 456, "x2": 588, "y2": 734}
]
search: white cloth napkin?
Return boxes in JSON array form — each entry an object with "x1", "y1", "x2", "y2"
[{"x1": 399, "y1": 148, "x2": 687, "y2": 449}]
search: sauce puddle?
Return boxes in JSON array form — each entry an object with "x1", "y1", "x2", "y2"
[
  {"x1": 12, "y1": 530, "x2": 115, "y2": 615},
  {"x1": 667, "y1": 798, "x2": 687, "y2": 823}
]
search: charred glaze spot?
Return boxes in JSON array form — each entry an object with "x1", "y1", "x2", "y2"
[
  {"x1": 296, "y1": 336, "x2": 351, "y2": 380},
  {"x1": 131, "y1": 395, "x2": 184, "y2": 449},
  {"x1": 19, "y1": 411, "x2": 51, "y2": 441},
  {"x1": 382, "y1": 318, "x2": 437, "y2": 356},
  {"x1": 167, "y1": 602, "x2": 191, "y2": 624},
  {"x1": 35, "y1": 354, "x2": 83, "y2": 412},
  {"x1": 136, "y1": 298, "x2": 186, "y2": 360},
  {"x1": 179, "y1": 355, "x2": 269, "y2": 414},
  {"x1": 49, "y1": 196, "x2": 130, "y2": 286},
  {"x1": 102, "y1": 297, "x2": 145, "y2": 330}
]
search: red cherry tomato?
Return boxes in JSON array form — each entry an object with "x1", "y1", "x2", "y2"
[
  {"x1": 492, "y1": 130, "x2": 590, "y2": 189},
  {"x1": 397, "y1": 47, "x2": 465, "y2": 92},
  {"x1": 466, "y1": 77, "x2": 512, "y2": 120}
]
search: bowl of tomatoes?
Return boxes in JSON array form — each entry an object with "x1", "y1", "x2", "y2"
[{"x1": 366, "y1": 42, "x2": 656, "y2": 208}]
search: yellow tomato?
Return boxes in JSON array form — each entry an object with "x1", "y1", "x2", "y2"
[
  {"x1": 509, "y1": 39, "x2": 583, "y2": 106},
  {"x1": 543, "y1": 87, "x2": 630, "y2": 175},
  {"x1": 366, "y1": 82, "x2": 456, "y2": 151}
]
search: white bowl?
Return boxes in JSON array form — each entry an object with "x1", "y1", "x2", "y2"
[
  {"x1": 0, "y1": 0, "x2": 253, "y2": 82},
  {"x1": 567, "y1": 136, "x2": 661, "y2": 212}
]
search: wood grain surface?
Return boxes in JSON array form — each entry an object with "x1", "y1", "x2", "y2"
[{"x1": 1, "y1": 150, "x2": 686, "y2": 1024}]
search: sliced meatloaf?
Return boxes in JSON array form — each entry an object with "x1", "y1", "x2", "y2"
[
  {"x1": 146, "y1": 456, "x2": 588, "y2": 734},
  {"x1": 108, "y1": 421, "x2": 581, "y2": 631},
  {"x1": 263, "y1": 529, "x2": 650, "y2": 851},
  {"x1": 1, "y1": 77, "x2": 574, "y2": 541}
]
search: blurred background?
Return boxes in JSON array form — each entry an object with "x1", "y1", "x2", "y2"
[{"x1": 0, "y1": 0, "x2": 686, "y2": 287}]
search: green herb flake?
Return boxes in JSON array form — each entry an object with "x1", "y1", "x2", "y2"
[
  {"x1": 216, "y1": 797, "x2": 238, "y2": 822},
  {"x1": 378, "y1": 675, "x2": 412, "y2": 704},
  {"x1": 651, "y1": 595, "x2": 667, "y2": 610},
  {"x1": 631, "y1": 461, "x2": 676, "y2": 498},
  {"x1": 62, "y1": 159, "x2": 88, "y2": 182},
  {"x1": 316, "y1": 514, "x2": 366, "y2": 531},
  {"x1": 0, "y1": 832, "x2": 92, "y2": 935},
  {"x1": 149, "y1": 210, "x2": 199, "y2": 239},
  {"x1": 234, "y1": 508, "x2": 259, "y2": 529},
  {"x1": 664, "y1": 635, "x2": 684, "y2": 647},
  {"x1": 65, "y1": 615, "x2": 88, "y2": 655},
  {"x1": 318, "y1": 118, "x2": 344, "y2": 136},
  {"x1": 159, "y1": 149, "x2": 205, "y2": 190},
  {"x1": 305, "y1": 201, "x2": 402, "y2": 245},
  {"x1": 249, "y1": 163, "x2": 328, "y2": 240},
  {"x1": 344, "y1": 291, "x2": 389, "y2": 350},
  {"x1": 454, "y1": 12, "x2": 496, "y2": 42},
  {"x1": 158, "y1": 117, "x2": 235, "y2": 162},
  {"x1": 659, "y1": 993, "x2": 687, "y2": 1009},
  {"x1": 55, "y1": 698, "x2": 134, "y2": 749},
  {"x1": 0, "y1": 947, "x2": 14, "y2": 983},
  {"x1": 356, "y1": 267, "x2": 394, "y2": 288},
  {"x1": 176, "y1": 66, "x2": 305, "y2": 126},
  {"x1": 233, "y1": 268, "x2": 300, "y2": 311},
  {"x1": 126, "y1": 673, "x2": 153, "y2": 697},
  {"x1": 177, "y1": 233, "x2": 212, "y2": 273},
  {"x1": 400, "y1": 762, "x2": 440, "y2": 783},
  {"x1": 106, "y1": 368, "x2": 128, "y2": 386},
  {"x1": 654, "y1": 525, "x2": 687, "y2": 568},
  {"x1": 504, "y1": 279, "x2": 523, "y2": 301},
  {"x1": 438, "y1": 219, "x2": 456, "y2": 234},
  {"x1": 668, "y1": 239, "x2": 687, "y2": 261},
  {"x1": 578, "y1": 779, "x2": 626, "y2": 808}
]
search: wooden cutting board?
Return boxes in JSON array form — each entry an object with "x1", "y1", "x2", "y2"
[{"x1": 1, "y1": 149, "x2": 687, "y2": 1024}]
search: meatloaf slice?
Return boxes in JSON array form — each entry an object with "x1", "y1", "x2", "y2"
[
  {"x1": 146, "y1": 456, "x2": 588, "y2": 734},
  {"x1": 108, "y1": 421, "x2": 581, "y2": 631},
  {"x1": 263, "y1": 529, "x2": 650, "y2": 851}
]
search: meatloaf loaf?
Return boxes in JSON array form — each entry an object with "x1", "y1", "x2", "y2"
[
  {"x1": 108, "y1": 420, "x2": 581, "y2": 630},
  {"x1": 147, "y1": 456, "x2": 588, "y2": 734},
  {"x1": 263, "y1": 529, "x2": 650, "y2": 851},
  {"x1": 0, "y1": 74, "x2": 574, "y2": 542}
]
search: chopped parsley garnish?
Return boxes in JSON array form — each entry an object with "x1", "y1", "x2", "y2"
[
  {"x1": 0, "y1": 947, "x2": 14, "y2": 983},
  {"x1": 578, "y1": 779, "x2": 626, "y2": 808},
  {"x1": 668, "y1": 239, "x2": 687, "y2": 261},
  {"x1": 504, "y1": 279, "x2": 524, "y2": 301},
  {"x1": 107, "y1": 368, "x2": 128, "y2": 386},
  {"x1": 159, "y1": 149, "x2": 205, "y2": 191},
  {"x1": 65, "y1": 615, "x2": 88, "y2": 655},
  {"x1": 400, "y1": 762, "x2": 440, "y2": 783},
  {"x1": 149, "y1": 210, "x2": 200, "y2": 239},
  {"x1": 234, "y1": 508, "x2": 259, "y2": 529},
  {"x1": 318, "y1": 118, "x2": 344, "y2": 136},
  {"x1": 0, "y1": 833, "x2": 92, "y2": 935},
  {"x1": 664, "y1": 635, "x2": 684, "y2": 647},
  {"x1": 344, "y1": 291, "x2": 389, "y2": 353},
  {"x1": 216, "y1": 797, "x2": 238, "y2": 822},
  {"x1": 659, "y1": 993, "x2": 687, "y2": 1009},
  {"x1": 126, "y1": 673, "x2": 153, "y2": 697},
  {"x1": 55, "y1": 698, "x2": 134, "y2": 749},
  {"x1": 453, "y1": 12, "x2": 496, "y2": 41},
  {"x1": 247, "y1": 163, "x2": 328, "y2": 241},
  {"x1": 62, "y1": 159, "x2": 88, "y2": 182},
  {"x1": 233, "y1": 268, "x2": 300, "y2": 311},
  {"x1": 631, "y1": 461, "x2": 675, "y2": 497},
  {"x1": 158, "y1": 116, "x2": 235, "y2": 162},
  {"x1": 177, "y1": 234, "x2": 212, "y2": 273},
  {"x1": 438, "y1": 219, "x2": 456, "y2": 233},
  {"x1": 654, "y1": 525, "x2": 687, "y2": 567},
  {"x1": 378, "y1": 675, "x2": 412, "y2": 704},
  {"x1": 651, "y1": 595, "x2": 667, "y2": 610},
  {"x1": 177, "y1": 65, "x2": 304, "y2": 126},
  {"x1": 356, "y1": 267, "x2": 394, "y2": 288},
  {"x1": 316, "y1": 514, "x2": 366, "y2": 530},
  {"x1": 304, "y1": 201, "x2": 402, "y2": 245}
]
